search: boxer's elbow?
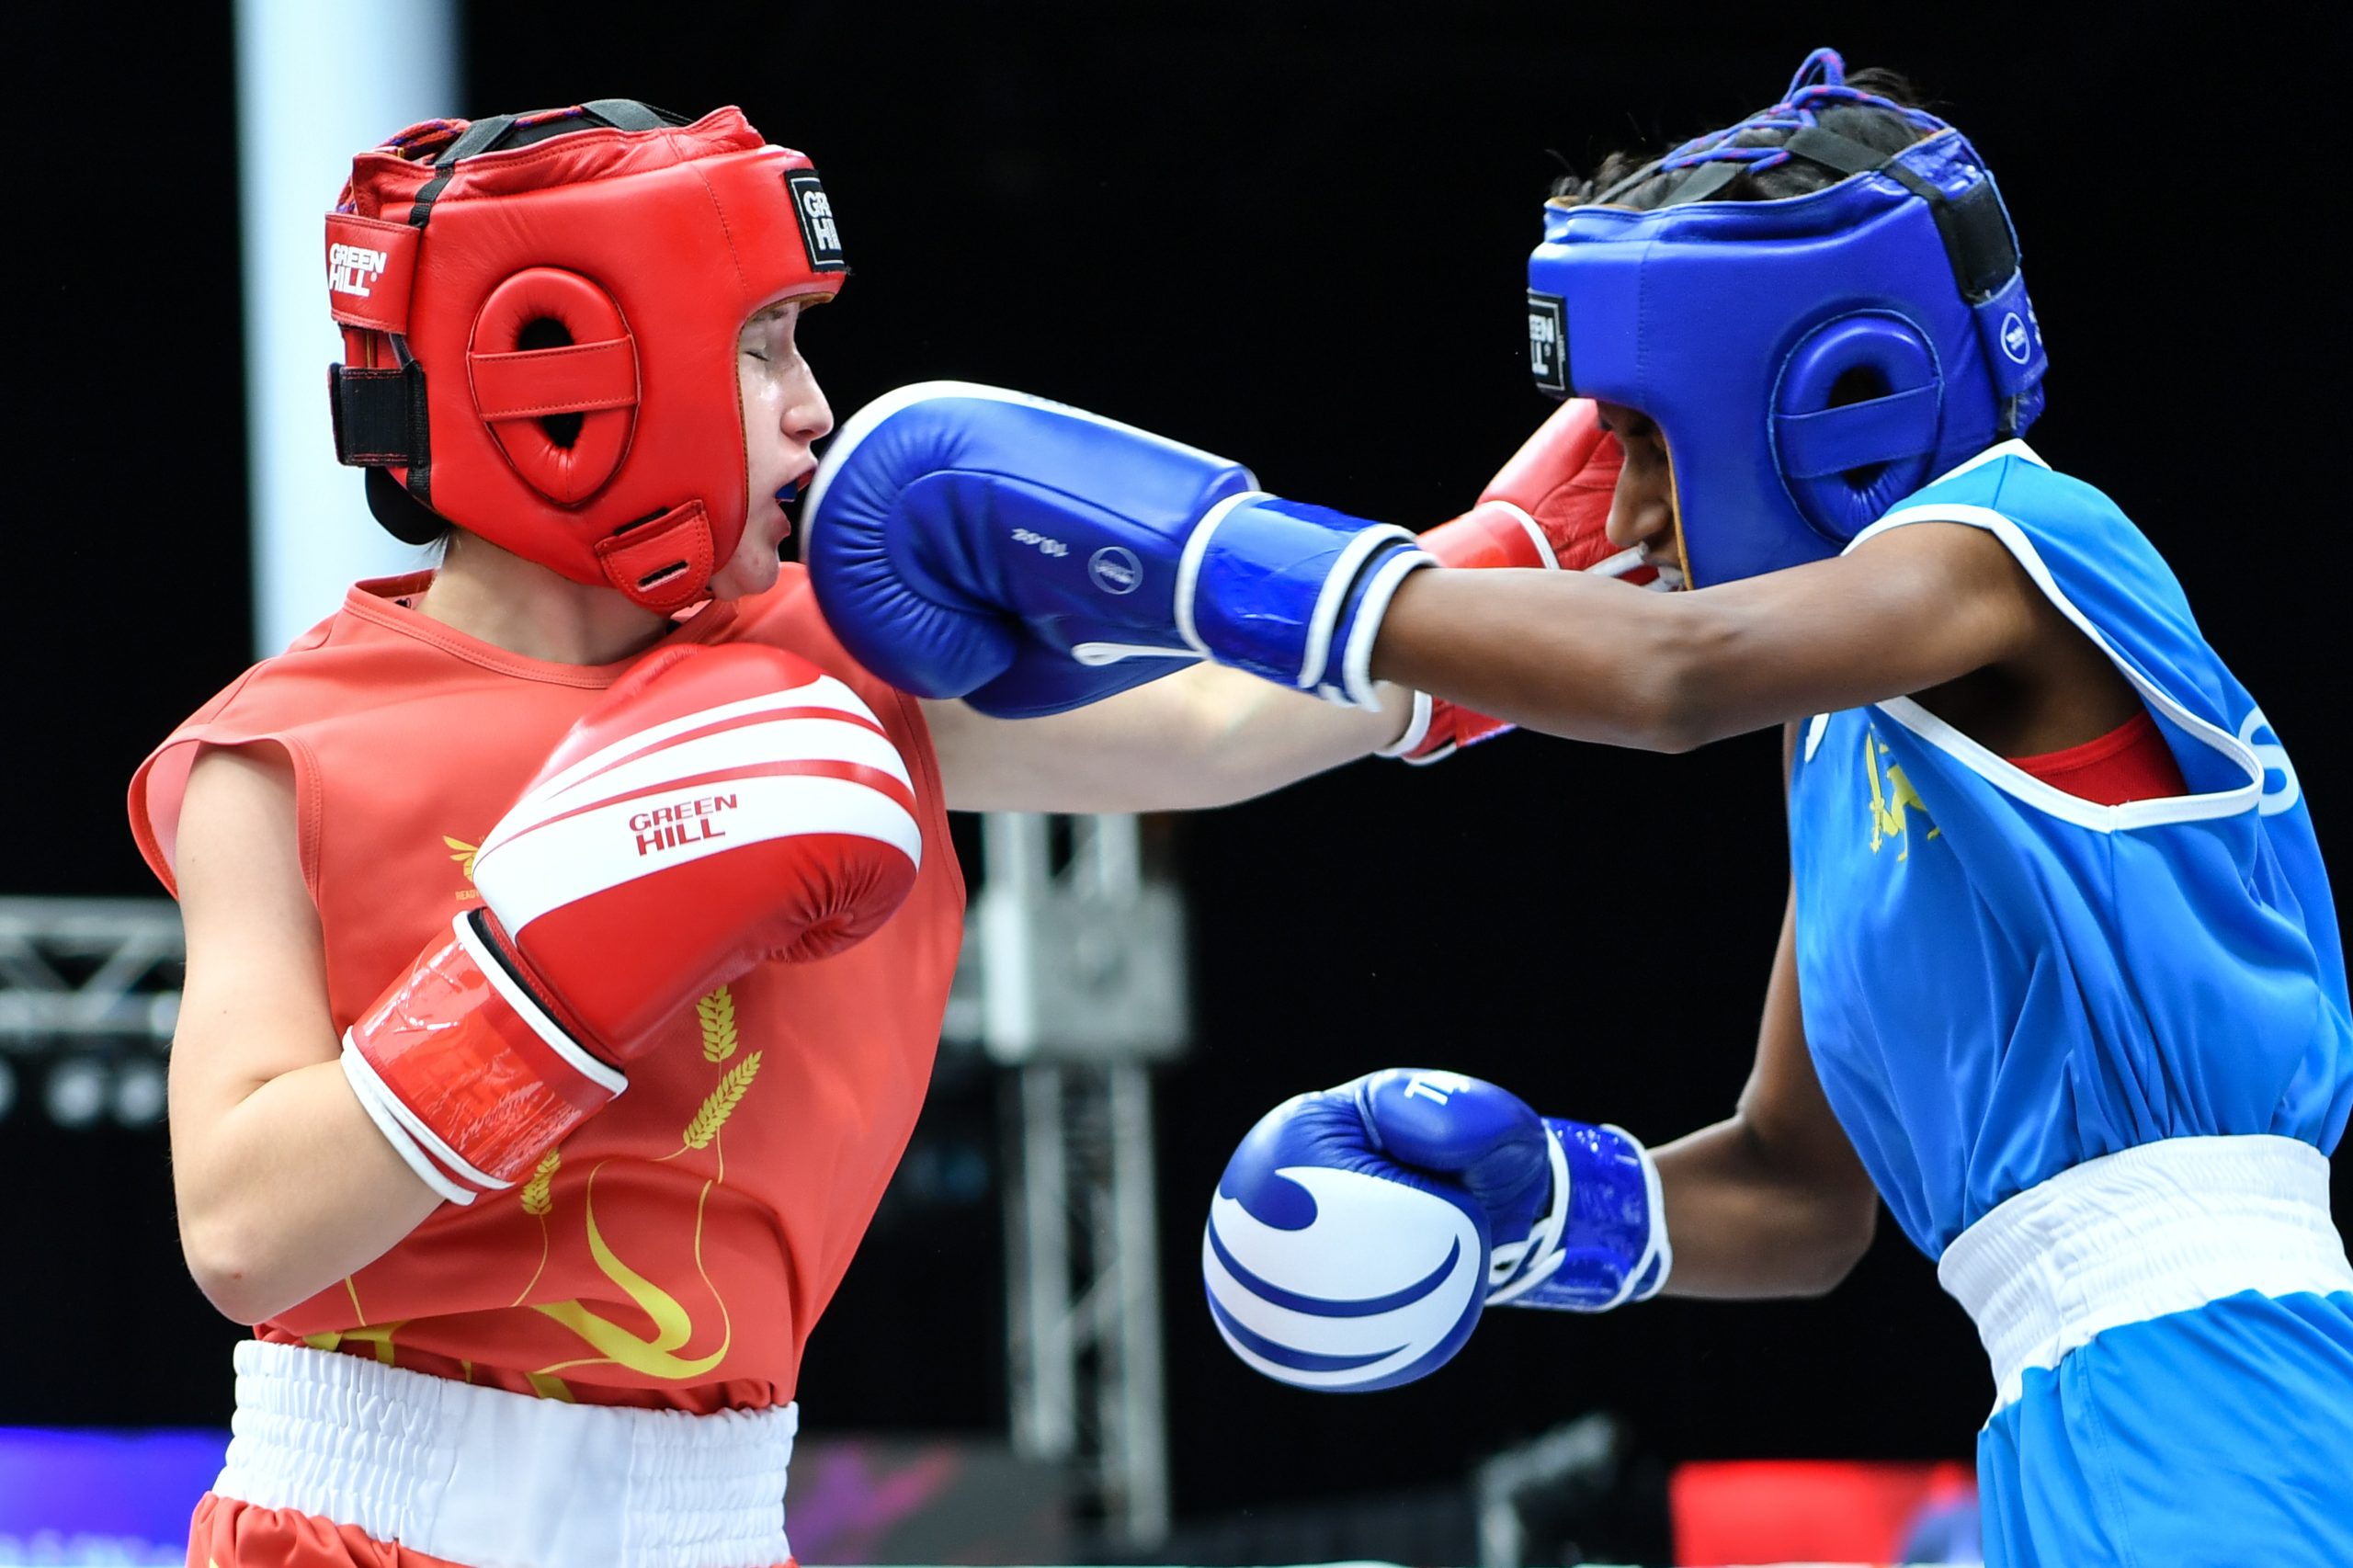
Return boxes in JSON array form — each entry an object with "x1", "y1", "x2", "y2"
[
  {"x1": 179, "y1": 1208, "x2": 300, "y2": 1325},
  {"x1": 176, "y1": 1177, "x2": 367, "y2": 1326},
  {"x1": 1788, "y1": 1185, "x2": 1879, "y2": 1295},
  {"x1": 1745, "y1": 1115, "x2": 1881, "y2": 1297}
]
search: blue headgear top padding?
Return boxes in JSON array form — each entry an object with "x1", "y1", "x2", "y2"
[{"x1": 1525, "y1": 49, "x2": 2048, "y2": 586}]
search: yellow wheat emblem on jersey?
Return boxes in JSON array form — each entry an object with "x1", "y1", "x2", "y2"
[
  {"x1": 685, "y1": 1052, "x2": 762, "y2": 1150},
  {"x1": 697, "y1": 985, "x2": 740, "y2": 1063},
  {"x1": 521, "y1": 1147, "x2": 562, "y2": 1217},
  {"x1": 1865, "y1": 732, "x2": 1939, "y2": 861},
  {"x1": 508, "y1": 1147, "x2": 565, "y2": 1307},
  {"x1": 445, "y1": 835, "x2": 481, "y2": 897}
]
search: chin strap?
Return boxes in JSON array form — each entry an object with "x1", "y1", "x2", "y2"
[{"x1": 595, "y1": 501, "x2": 719, "y2": 612}]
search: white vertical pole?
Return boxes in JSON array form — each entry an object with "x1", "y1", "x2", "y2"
[
  {"x1": 980, "y1": 812, "x2": 1048, "y2": 1057},
  {"x1": 235, "y1": 0, "x2": 458, "y2": 658}
]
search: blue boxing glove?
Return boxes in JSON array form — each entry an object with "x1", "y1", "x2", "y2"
[
  {"x1": 1201, "y1": 1068, "x2": 1670, "y2": 1392},
  {"x1": 800, "y1": 382, "x2": 1432, "y2": 717}
]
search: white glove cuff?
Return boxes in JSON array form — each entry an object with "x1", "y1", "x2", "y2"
[
  {"x1": 1608, "y1": 1121, "x2": 1673, "y2": 1302},
  {"x1": 341, "y1": 1039, "x2": 483, "y2": 1207},
  {"x1": 1334, "y1": 545, "x2": 1435, "y2": 709},
  {"x1": 1376, "y1": 690, "x2": 1436, "y2": 759}
]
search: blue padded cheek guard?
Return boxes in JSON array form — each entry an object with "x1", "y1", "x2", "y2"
[{"x1": 1525, "y1": 126, "x2": 2048, "y2": 587}]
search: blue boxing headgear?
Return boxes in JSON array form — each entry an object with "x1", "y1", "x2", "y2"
[{"x1": 1525, "y1": 50, "x2": 2048, "y2": 586}]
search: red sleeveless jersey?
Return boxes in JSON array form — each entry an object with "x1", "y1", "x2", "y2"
[{"x1": 130, "y1": 570, "x2": 964, "y2": 1413}]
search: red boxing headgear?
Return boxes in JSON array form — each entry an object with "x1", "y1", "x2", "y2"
[{"x1": 324, "y1": 100, "x2": 847, "y2": 611}]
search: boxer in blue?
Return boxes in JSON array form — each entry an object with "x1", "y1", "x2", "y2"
[{"x1": 798, "y1": 50, "x2": 2351, "y2": 1564}]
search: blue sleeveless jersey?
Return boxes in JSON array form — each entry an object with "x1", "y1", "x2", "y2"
[{"x1": 1785, "y1": 442, "x2": 2352, "y2": 1256}]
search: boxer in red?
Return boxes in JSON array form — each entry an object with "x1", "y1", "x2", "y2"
[{"x1": 131, "y1": 102, "x2": 1631, "y2": 1567}]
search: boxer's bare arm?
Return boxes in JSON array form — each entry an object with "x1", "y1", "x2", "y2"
[
  {"x1": 1651, "y1": 879, "x2": 1881, "y2": 1297},
  {"x1": 1654, "y1": 721, "x2": 1876, "y2": 1298},
  {"x1": 1375, "y1": 519, "x2": 2141, "y2": 756},
  {"x1": 925, "y1": 661, "x2": 1416, "y2": 813},
  {"x1": 168, "y1": 746, "x2": 438, "y2": 1324}
]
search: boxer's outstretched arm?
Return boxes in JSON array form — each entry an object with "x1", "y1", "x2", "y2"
[
  {"x1": 924, "y1": 663, "x2": 1416, "y2": 813},
  {"x1": 167, "y1": 747, "x2": 439, "y2": 1324},
  {"x1": 1652, "y1": 881, "x2": 1880, "y2": 1298},
  {"x1": 1371, "y1": 518, "x2": 2053, "y2": 752}
]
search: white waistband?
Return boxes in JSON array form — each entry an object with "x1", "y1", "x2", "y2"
[
  {"x1": 1938, "y1": 1134, "x2": 2353, "y2": 1413},
  {"x1": 215, "y1": 1339, "x2": 796, "y2": 1568}
]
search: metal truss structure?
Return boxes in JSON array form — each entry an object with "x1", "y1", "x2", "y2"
[
  {"x1": 0, "y1": 897, "x2": 186, "y2": 1045},
  {"x1": 0, "y1": 897, "x2": 184, "y2": 1127},
  {"x1": 962, "y1": 812, "x2": 1186, "y2": 1549}
]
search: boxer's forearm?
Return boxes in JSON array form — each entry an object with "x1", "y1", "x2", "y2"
[
  {"x1": 926, "y1": 662, "x2": 1415, "y2": 813},
  {"x1": 1153, "y1": 664, "x2": 1417, "y2": 801},
  {"x1": 1373, "y1": 524, "x2": 2045, "y2": 751},
  {"x1": 1373, "y1": 567, "x2": 1712, "y2": 750},
  {"x1": 1650, "y1": 1114, "x2": 1880, "y2": 1298},
  {"x1": 174, "y1": 1059, "x2": 440, "y2": 1324}
]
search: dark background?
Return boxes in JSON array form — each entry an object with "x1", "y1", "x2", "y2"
[{"x1": 10, "y1": 0, "x2": 2348, "y2": 1549}]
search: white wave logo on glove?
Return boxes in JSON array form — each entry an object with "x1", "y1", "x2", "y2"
[{"x1": 1202, "y1": 1166, "x2": 1483, "y2": 1392}]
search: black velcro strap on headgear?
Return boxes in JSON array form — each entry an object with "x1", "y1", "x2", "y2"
[
  {"x1": 1672, "y1": 161, "x2": 1745, "y2": 204},
  {"x1": 578, "y1": 99, "x2": 686, "y2": 132},
  {"x1": 329, "y1": 360, "x2": 428, "y2": 469},
  {"x1": 437, "y1": 114, "x2": 517, "y2": 166},
  {"x1": 1781, "y1": 125, "x2": 1891, "y2": 178},
  {"x1": 1795, "y1": 126, "x2": 2022, "y2": 306},
  {"x1": 1926, "y1": 179, "x2": 2019, "y2": 302},
  {"x1": 413, "y1": 102, "x2": 689, "y2": 229},
  {"x1": 442, "y1": 100, "x2": 684, "y2": 164},
  {"x1": 1597, "y1": 125, "x2": 1902, "y2": 208}
]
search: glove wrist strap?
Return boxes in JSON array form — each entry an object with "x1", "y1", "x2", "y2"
[
  {"x1": 341, "y1": 914, "x2": 628, "y2": 1205},
  {"x1": 1485, "y1": 1119, "x2": 1575, "y2": 1303},
  {"x1": 1492, "y1": 1119, "x2": 1673, "y2": 1312},
  {"x1": 1180, "y1": 494, "x2": 1433, "y2": 707}
]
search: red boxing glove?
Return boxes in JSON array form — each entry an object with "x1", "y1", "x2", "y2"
[
  {"x1": 341, "y1": 644, "x2": 923, "y2": 1204},
  {"x1": 1429, "y1": 396, "x2": 1654, "y2": 578},
  {"x1": 1381, "y1": 400, "x2": 1653, "y2": 764}
]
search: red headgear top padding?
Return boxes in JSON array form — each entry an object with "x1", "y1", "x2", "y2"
[{"x1": 325, "y1": 100, "x2": 847, "y2": 611}]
